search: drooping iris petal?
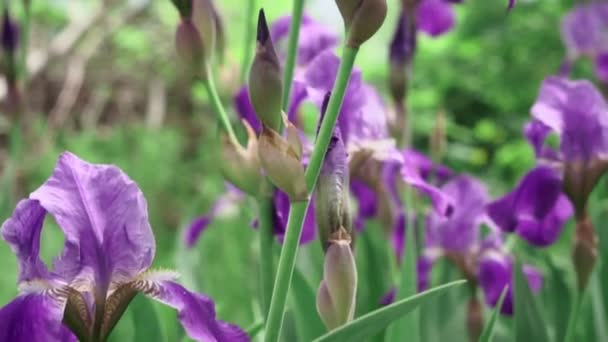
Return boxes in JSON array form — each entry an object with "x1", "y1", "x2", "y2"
[
  {"x1": 273, "y1": 189, "x2": 316, "y2": 244},
  {"x1": 478, "y1": 252, "x2": 543, "y2": 315},
  {"x1": 1, "y1": 200, "x2": 50, "y2": 282},
  {"x1": 0, "y1": 293, "x2": 75, "y2": 342},
  {"x1": 426, "y1": 176, "x2": 487, "y2": 252},
  {"x1": 140, "y1": 278, "x2": 249, "y2": 342},
  {"x1": 29, "y1": 152, "x2": 155, "y2": 288},
  {"x1": 270, "y1": 15, "x2": 339, "y2": 65},
  {"x1": 401, "y1": 158, "x2": 454, "y2": 216},
  {"x1": 531, "y1": 76, "x2": 608, "y2": 161},
  {"x1": 487, "y1": 166, "x2": 573, "y2": 246},
  {"x1": 417, "y1": 0, "x2": 455, "y2": 37}
]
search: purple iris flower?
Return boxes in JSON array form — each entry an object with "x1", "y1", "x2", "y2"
[
  {"x1": 478, "y1": 250, "x2": 543, "y2": 315},
  {"x1": 530, "y1": 76, "x2": 608, "y2": 214},
  {"x1": 0, "y1": 152, "x2": 248, "y2": 342},
  {"x1": 560, "y1": 3, "x2": 608, "y2": 81},
  {"x1": 487, "y1": 166, "x2": 573, "y2": 247},
  {"x1": 417, "y1": 0, "x2": 456, "y2": 37}
]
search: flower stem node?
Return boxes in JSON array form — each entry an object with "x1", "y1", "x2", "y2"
[
  {"x1": 220, "y1": 120, "x2": 267, "y2": 197},
  {"x1": 249, "y1": 9, "x2": 283, "y2": 131},
  {"x1": 572, "y1": 215, "x2": 598, "y2": 290},
  {"x1": 316, "y1": 239, "x2": 358, "y2": 330},
  {"x1": 335, "y1": 0, "x2": 388, "y2": 48},
  {"x1": 258, "y1": 124, "x2": 307, "y2": 202}
]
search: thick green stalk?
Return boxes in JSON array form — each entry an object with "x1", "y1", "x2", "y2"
[
  {"x1": 564, "y1": 292, "x2": 583, "y2": 342},
  {"x1": 281, "y1": 0, "x2": 306, "y2": 111},
  {"x1": 240, "y1": 0, "x2": 256, "y2": 82},
  {"x1": 201, "y1": 75, "x2": 238, "y2": 143},
  {"x1": 264, "y1": 47, "x2": 359, "y2": 342},
  {"x1": 258, "y1": 196, "x2": 276, "y2": 316}
]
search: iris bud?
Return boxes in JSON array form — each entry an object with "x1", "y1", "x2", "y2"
[
  {"x1": 175, "y1": 19, "x2": 206, "y2": 78},
  {"x1": 192, "y1": 0, "x2": 216, "y2": 60},
  {"x1": 317, "y1": 238, "x2": 357, "y2": 330},
  {"x1": 388, "y1": 11, "x2": 416, "y2": 105},
  {"x1": 336, "y1": 0, "x2": 388, "y2": 48},
  {"x1": 258, "y1": 120, "x2": 307, "y2": 201},
  {"x1": 314, "y1": 93, "x2": 352, "y2": 250},
  {"x1": 2, "y1": 9, "x2": 19, "y2": 53},
  {"x1": 220, "y1": 120, "x2": 266, "y2": 196},
  {"x1": 248, "y1": 9, "x2": 283, "y2": 131}
]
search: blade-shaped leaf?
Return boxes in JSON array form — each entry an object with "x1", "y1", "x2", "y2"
[
  {"x1": 514, "y1": 258, "x2": 549, "y2": 342},
  {"x1": 313, "y1": 280, "x2": 466, "y2": 342},
  {"x1": 131, "y1": 295, "x2": 164, "y2": 342},
  {"x1": 479, "y1": 285, "x2": 509, "y2": 342},
  {"x1": 245, "y1": 321, "x2": 264, "y2": 339},
  {"x1": 385, "y1": 213, "x2": 419, "y2": 342}
]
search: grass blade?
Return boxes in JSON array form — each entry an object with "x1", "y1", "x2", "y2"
[{"x1": 479, "y1": 285, "x2": 508, "y2": 342}]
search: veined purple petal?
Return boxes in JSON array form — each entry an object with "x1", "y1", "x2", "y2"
[
  {"x1": 426, "y1": 176, "x2": 487, "y2": 252},
  {"x1": 478, "y1": 252, "x2": 543, "y2": 315},
  {"x1": 531, "y1": 76, "x2": 608, "y2": 161},
  {"x1": 0, "y1": 293, "x2": 75, "y2": 342},
  {"x1": 1, "y1": 200, "x2": 50, "y2": 282},
  {"x1": 142, "y1": 279, "x2": 249, "y2": 342},
  {"x1": 273, "y1": 189, "x2": 316, "y2": 244},
  {"x1": 29, "y1": 152, "x2": 155, "y2": 288},
  {"x1": 417, "y1": 0, "x2": 455, "y2": 37},
  {"x1": 487, "y1": 166, "x2": 573, "y2": 246}
]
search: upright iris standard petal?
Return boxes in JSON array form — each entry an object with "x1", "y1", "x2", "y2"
[
  {"x1": 270, "y1": 15, "x2": 339, "y2": 65},
  {"x1": 478, "y1": 251, "x2": 543, "y2": 315},
  {"x1": 426, "y1": 175, "x2": 487, "y2": 252},
  {"x1": 531, "y1": 76, "x2": 608, "y2": 161},
  {"x1": 0, "y1": 294, "x2": 75, "y2": 342},
  {"x1": 487, "y1": 166, "x2": 573, "y2": 246},
  {"x1": 417, "y1": 0, "x2": 455, "y2": 37},
  {"x1": 28, "y1": 152, "x2": 155, "y2": 288},
  {"x1": 137, "y1": 277, "x2": 249, "y2": 342}
]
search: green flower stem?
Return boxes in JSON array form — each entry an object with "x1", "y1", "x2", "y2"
[
  {"x1": 240, "y1": 0, "x2": 256, "y2": 83},
  {"x1": 264, "y1": 46, "x2": 359, "y2": 342},
  {"x1": 201, "y1": 75, "x2": 238, "y2": 143},
  {"x1": 564, "y1": 291, "x2": 584, "y2": 342},
  {"x1": 281, "y1": 0, "x2": 306, "y2": 111},
  {"x1": 258, "y1": 196, "x2": 276, "y2": 316}
]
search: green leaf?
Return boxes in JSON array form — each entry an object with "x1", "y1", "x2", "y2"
[
  {"x1": 313, "y1": 280, "x2": 466, "y2": 342},
  {"x1": 245, "y1": 321, "x2": 264, "y2": 339},
  {"x1": 385, "y1": 213, "x2": 419, "y2": 342},
  {"x1": 291, "y1": 266, "x2": 326, "y2": 341},
  {"x1": 479, "y1": 285, "x2": 509, "y2": 342},
  {"x1": 131, "y1": 295, "x2": 165, "y2": 342},
  {"x1": 514, "y1": 258, "x2": 549, "y2": 342}
]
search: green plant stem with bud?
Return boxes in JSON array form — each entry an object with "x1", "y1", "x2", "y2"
[
  {"x1": 241, "y1": 0, "x2": 257, "y2": 82},
  {"x1": 281, "y1": 0, "x2": 306, "y2": 111},
  {"x1": 200, "y1": 74, "x2": 238, "y2": 144},
  {"x1": 264, "y1": 46, "x2": 359, "y2": 342}
]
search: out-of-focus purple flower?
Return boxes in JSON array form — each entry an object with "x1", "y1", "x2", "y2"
[
  {"x1": 270, "y1": 15, "x2": 339, "y2": 65},
  {"x1": 508, "y1": 0, "x2": 516, "y2": 10},
  {"x1": 478, "y1": 251, "x2": 543, "y2": 315},
  {"x1": 390, "y1": 11, "x2": 417, "y2": 66},
  {"x1": 531, "y1": 76, "x2": 608, "y2": 162},
  {"x1": 0, "y1": 152, "x2": 248, "y2": 342},
  {"x1": 425, "y1": 176, "x2": 487, "y2": 252},
  {"x1": 487, "y1": 166, "x2": 573, "y2": 247},
  {"x1": 404, "y1": 148, "x2": 452, "y2": 183},
  {"x1": 417, "y1": 0, "x2": 456, "y2": 37},
  {"x1": 273, "y1": 189, "x2": 316, "y2": 244},
  {"x1": 595, "y1": 53, "x2": 608, "y2": 83},
  {"x1": 1, "y1": 9, "x2": 19, "y2": 53},
  {"x1": 351, "y1": 180, "x2": 378, "y2": 231}
]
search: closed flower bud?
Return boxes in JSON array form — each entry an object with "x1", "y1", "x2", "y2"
[
  {"x1": 192, "y1": 0, "x2": 217, "y2": 60},
  {"x1": 1, "y1": 9, "x2": 19, "y2": 53},
  {"x1": 220, "y1": 120, "x2": 266, "y2": 196},
  {"x1": 258, "y1": 125, "x2": 307, "y2": 201},
  {"x1": 317, "y1": 238, "x2": 357, "y2": 330},
  {"x1": 249, "y1": 9, "x2": 283, "y2": 131},
  {"x1": 572, "y1": 214, "x2": 598, "y2": 290},
  {"x1": 336, "y1": 0, "x2": 388, "y2": 48},
  {"x1": 315, "y1": 93, "x2": 352, "y2": 250},
  {"x1": 389, "y1": 11, "x2": 416, "y2": 104},
  {"x1": 175, "y1": 19, "x2": 206, "y2": 78}
]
